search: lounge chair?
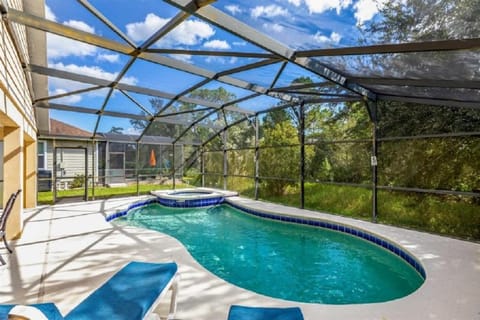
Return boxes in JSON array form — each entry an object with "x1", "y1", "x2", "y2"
[
  {"x1": 227, "y1": 305, "x2": 304, "y2": 320},
  {"x1": 0, "y1": 261, "x2": 179, "y2": 320},
  {"x1": 0, "y1": 303, "x2": 64, "y2": 319},
  {"x1": 0, "y1": 189, "x2": 21, "y2": 265}
]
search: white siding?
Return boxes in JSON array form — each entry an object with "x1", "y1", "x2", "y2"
[
  {"x1": 0, "y1": 0, "x2": 36, "y2": 129},
  {"x1": 43, "y1": 141, "x2": 97, "y2": 182}
]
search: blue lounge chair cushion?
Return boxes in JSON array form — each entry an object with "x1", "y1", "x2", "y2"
[
  {"x1": 65, "y1": 261, "x2": 177, "y2": 320},
  {"x1": 0, "y1": 303, "x2": 64, "y2": 319},
  {"x1": 228, "y1": 305, "x2": 304, "y2": 320}
]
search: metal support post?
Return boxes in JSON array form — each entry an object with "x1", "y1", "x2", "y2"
[
  {"x1": 201, "y1": 147, "x2": 205, "y2": 187},
  {"x1": 369, "y1": 100, "x2": 379, "y2": 223},
  {"x1": 53, "y1": 142, "x2": 57, "y2": 204},
  {"x1": 299, "y1": 102, "x2": 305, "y2": 209},
  {"x1": 105, "y1": 141, "x2": 110, "y2": 187},
  {"x1": 91, "y1": 140, "x2": 96, "y2": 200},
  {"x1": 172, "y1": 143, "x2": 176, "y2": 190},
  {"x1": 254, "y1": 115, "x2": 259, "y2": 200},
  {"x1": 84, "y1": 147, "x2": 88, "y2": 201},
  {"x1": 223, "y1": 130, "x2": 228, "y2": 190},
  {"x1": 136, "y1": 142, "x2": 140, "y2": 196}
]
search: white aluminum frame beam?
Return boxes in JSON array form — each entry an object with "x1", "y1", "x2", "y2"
[
  {"x1": 28, "y1": 64, "x2": 251, "y2": 113},
  {"x1": 36, "y1": 102, "x2": 222, "y2": 129},
  {"x1": 296, "y1": 38, "x2": 480, "y2": 56},
  {"x1": 5, "y1": 8, "x2": 299, "y2": 108}
]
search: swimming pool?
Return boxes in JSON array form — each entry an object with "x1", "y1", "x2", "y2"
[{"x1": 117, "y1": 203, "x2": 424, "y2": 304}]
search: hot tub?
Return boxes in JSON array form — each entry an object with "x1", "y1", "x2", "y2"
[{"x1": 150, "y1": 188, "x2": 238, "y2": 208}]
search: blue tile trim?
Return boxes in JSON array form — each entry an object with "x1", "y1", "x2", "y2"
[
  {"x1": 157, "y1": 196, "x2": 224, "y2": 208},
  {"x1": 105, "y1": 196, "x2": 226, "y2": 222},
  {"x1": 226, "y1": 200, "x2": 426, "y2": 279},
  {"x1": 105, "y1": 198, "x2": 159, "y2": 222}
]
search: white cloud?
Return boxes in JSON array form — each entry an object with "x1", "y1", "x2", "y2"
[
  {"x1": 205, "y1": 56, "x2": 222, "y2": 64},
  {"x1": 170, "y1": 54, "x2": 193, "y2": 63},
  {"x1": 48, "y1": 34, "x2": 98, "y2": 59},
  {"x1": 126, "y1": 13, "x2": 215, "y2": 47},
  {"x1": 48, "y1": 63, "x2": 138, "y2": 104},
  {"x1": 165, "y1": 19, "x2": 215, "y2": 46},
  {"x1": 225, "y1": 5, "x2": 243, "y2": 15},
  {"x1": 45, "y1": 5, "x2": 56, "y2": 21},
  {"x1": 204, "y1": 39, "x2": 231, "y2": 50},
  {"x1": 287, "y1": 0, "x2": 302, "y2": 6},
  {"x1": 251, "y1": 5, "x2": 289, "y2": 19},
  {"x1": 330, "y1": 32, "x2": 342, "y2": 43},
  {"x1": 50, "y1": 88, "x2": 82, "y2": 104},
  {"x1": 304, "y1": 0, "x2": 352, "y2": 14},
  {"x1": 354, "y1": 0, "x2": 387, "y2": 25},
  {"x1": 124, "y1": 127, "x2": 141, "y2": 135},
  {"x1": 63, "y1": 20, "x2": 95, "y2": 33},
  {"x1": 50, "y1": 62, "x2": 138, "y2": 85},
  {"x1": 46, "y1": 15, "x2": 97, "y2": 59},
  {"x1": 313, "y1": 31, "x2": 342, "y2": 44},
  {"x1": 126, "y1": 13, "x2": 165, "y2": 42},
  {"x1": 205, "y1": 56, "x2": 238, "y2": 65},
  {"x1": 264, "y1": 23, "x2": 285, "y2": 33},
  {"x1": 97, "y1": 53, "x2": 120, "y2": 63},
  {"x1": 48, "y1": 77, "x2": 91, "y2": 103},
  {"x1": 233, "y1": 41, "x2": 247, "y2": 46}
]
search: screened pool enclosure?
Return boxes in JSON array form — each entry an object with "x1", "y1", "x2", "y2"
[{"x1": 2, "y1": 0, "x2": 478, "y2": 239}]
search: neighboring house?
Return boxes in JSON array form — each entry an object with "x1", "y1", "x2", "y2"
[
  {"x1": 49, "y1": 119, "x2": 93, "y2": 138},
  {"x1": 38, "y1": 119, "x2": 96, "y2": 190},
  {"x1": 38, "y1": 119, "x2": 192, "y2": 190}
]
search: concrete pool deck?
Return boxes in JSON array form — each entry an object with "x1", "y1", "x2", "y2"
[{"x1": 0, "y1": 195, "x2": 479, "y2": 319}]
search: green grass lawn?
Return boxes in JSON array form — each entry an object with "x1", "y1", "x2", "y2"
[
  {"x1": 40, "y1": 179, "x2": 479, "y2": 240},
  {"x1": 377, "y1": 190, "x2": 480, "y2": 240},
  {"x1": 232, "y1": 181, "x2": 479, "y2": 241},
  {"x1": 38, "y1": 183, "x2": 190, "y2": 204}
]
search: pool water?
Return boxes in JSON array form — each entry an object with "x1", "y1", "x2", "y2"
[
  {"x1": 169, "y1": 191, "x2": 213, "y2": 196},
  {"x1": 119, "y1": 203, "x2": 424, "y2": 304}
]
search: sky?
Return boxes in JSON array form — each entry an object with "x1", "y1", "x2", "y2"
[{"x1": 44, "y1": 0, "x2": 386, "y2": 135}]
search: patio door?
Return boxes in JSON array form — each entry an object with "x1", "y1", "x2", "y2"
[
  {"x1": 107, "y1": 152, "x2": 125, "y2": 185},
  {"x1": 53, "y1": 147, "x2": 88, "y2": 203}
]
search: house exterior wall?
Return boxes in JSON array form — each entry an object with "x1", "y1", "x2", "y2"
[
  {"x1": 0, "y1": 0, "x2": 38, "y2": 239},
  {"x1": 0, "y1": 2, "x2": 35, "y2": 133}
]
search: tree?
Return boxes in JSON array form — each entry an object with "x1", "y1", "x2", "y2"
[
  {"x1": 355, "y1": 0, "x2": 480, "y2": 193},
  {"x1": 357, "y1": 0, "x2": 480, "y2": 79},
  {"x1": 108, "y1": 126, "x2": 124, "y2": 134},
  {"x1": 364, "y1": 0, "x2": 480, "y2": 191},
  {"x1": 259, "y1": 120, "x2": 300, "y2": 195},
  {"x1": 260, "y1": 73, "x2": 374, "y2": 192},
  {"x1": 131, "y1": 98, "x2": 181, "y2": 139},
  {"x1": 306, "y1": 101, "x2": 372, "y2": 184},
  {"x1": 377, "y1": 101, "x2": 480, "y2": 192},
  {"x1": 184, "y1": 87, "x2": 238, "y2": 150},
  {"x1": 258, "y1": 76, "x2": 325, "y2": 195},
  {"x1": 364, "y1": 0, "x2": 480, "y2": 42}
]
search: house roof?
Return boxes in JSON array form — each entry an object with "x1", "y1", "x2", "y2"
[
  {"x1": 50, "y1": 119, "x2": 92, "y2": 137},
  {"x1": 45, "y1": 120, "x2": 199, "y2": 145}
]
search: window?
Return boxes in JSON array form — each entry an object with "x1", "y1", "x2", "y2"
[{"x1": 37, "y1": 141, "x2": 47, "y2": 169}]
